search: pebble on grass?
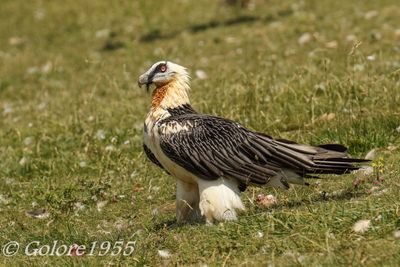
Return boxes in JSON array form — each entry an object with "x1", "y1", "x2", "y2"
[
  {"x1": 26, "y1": 208, "x2": 50, "y2": 219},
  {"x1": 298, "y1": 32, "x2": 312, "y2": 45},
  {"x1": 256, "y1": 194, "x2": 277, "y2": 207},
  {"x1": 97, "y1": 201, "x2": 108, "y2": 212},
  {"x1": 195, "y1": 70, "x2": 208, "y2": 80},
  {"x1": 393, "y1": 230, "x2": 400, "y2": 239},
  {"x1": 352, "y1": 219, "x2": 371, "y2": 233},
  {"x1": 158, "y1": 249, "x2": 171, "y2": 259}
]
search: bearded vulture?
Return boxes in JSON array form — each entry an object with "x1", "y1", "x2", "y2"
[{"x1": 138, "y1": 61, "x2": 367, "y2": 224}]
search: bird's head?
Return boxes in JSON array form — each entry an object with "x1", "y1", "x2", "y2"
[
  {"x1": 138, "y1": 61, "x2": 191, "y2": 110},
  {"x1": 138, "y1": 61, "x2": 190, "y2": 92}
]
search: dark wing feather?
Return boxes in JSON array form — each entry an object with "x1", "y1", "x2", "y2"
[
  {"x1": 158, "y1": 114, "x2": 367, "y2": 187},
  {"x1": 143, "y1": 143, "x2": 167, "y2": 172}
]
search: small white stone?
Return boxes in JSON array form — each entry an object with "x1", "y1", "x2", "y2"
[
  {"x1": 257, "y1": 194, "x2": 277, "y2": 207},
  {"x1": 96, "y1": 129, "x2": 106, "y2": 140},
  {"x1": 346, "y1": 34, "x2": 357, "y2": 42},
  {"x1": 34, "y1": 9, "x2": 45, "y2": 20},
  {"x1": 37, "y1": 102, "x2": 47, "y2": 110},
  {"x1": 352, "y1": 219, "x2": 371, "y2": 233},
  {"x1": 23, "y1": 136, "x2": 34, "y2": 146},
  {"x1": 353, "y1": 64, "x2": 365, "y2": 72},
  {"x1": 393, "y1": 230, "x2": 400, "y2": 239},
  {"x1": 79, "y1": 161, "x2": 87, "y2": 168},
  {"x1": 195, "y1": 70, "x2": 208, "y2": 80},
  {"x1": 366, "y1": 54, "x2": 376, "y2": 61},
  {"x1": 364, "y1": 10, "x2": 378, "y2": 20},
  {"x1": 8, "y1": 36, "x2": 26, "y2": 46},
  {"x1": 19, "y1": 157, "x2": 28, "y2": 166},
  {"x1": 26, "y1": 66, "x2": 40, "y2": 75},
  {"x1": 298, "y1": 32, "x2": 312, "y2": 45},
  {"x1": 395, "y1": 29, "x2": 400, "y2": 39},
  {"x1": 74, "y1": 202, "x2": 85, "y2": 211},
  {"x1": 357, "y1": 166, "x2": 374, "y2": 176},
  {"x1": 3, "y1": 104, "x2": 13, "y2": 115},
  {"x1": 365, "y1": 149, "x2": 376, "y2": 160},
  {"x1": 255, "y1": 231, "x2": 264, "y2": 238},
  {"x1": 41, "y1": 61, "x2": 52, "y2": 74},
  {"x1": 0, "y1": 194, "x2": 10, "y2": 205},
  {"x1": 105, "y1": 145, "x2": 115, "y2": 152},
  {"x1": 95, "y1": 28, "x2": 110, "y2": 38},
  {"x1": 325, "y1": 41, "x2": 338, "y2": 49},
  {"x1": 96, "y1": 201, "x2": 108, "y2": 212},
  {"x1": 158, "y1": 249, "x2": 171, "y2": 259}
]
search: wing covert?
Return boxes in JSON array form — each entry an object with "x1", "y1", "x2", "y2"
[{"x1": 158, "y1": 114, "x2": 278, "y2": 185}]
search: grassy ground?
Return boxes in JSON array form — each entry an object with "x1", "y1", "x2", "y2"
[{"x1": 1, "y1": 0, "x2": 400, "y2": 266}]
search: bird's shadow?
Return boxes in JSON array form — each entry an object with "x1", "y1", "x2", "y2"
[
  {"x1": 268, "y1": 187, "x2": 366, "y2": 211},
  {"x1": 153, "y1": 187, "x2": 366, "y2": 229},
  {"x1": 140, "y1": 8, "x2": 293, "y2": 43}
]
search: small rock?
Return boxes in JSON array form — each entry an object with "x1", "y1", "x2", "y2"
[
  {"x1": 0, "y1": 194, "x2": 10, "y2": 205},
  {"x1": 26, "y1": 208, "x2": 50, "y2": 219},
  {"x1": 3, "y1": 104, "x2": 13, "y2": 115},
  {"x1": 34, "y1": 9, "x2": 45, "y2": 20},
  {"x1": 325, "y1": 41, "x2": 338, "y2": 49},
  {"x1": 79, "y1": 161, "x2": 87, "y2": 168},
  {"x1": 19, "y1": 157, "x2": 28, "y2": 166},
  {"x1": 352, "y1": 219, "x2": 371, "y2": 233},
  {"x1": 95, "y1": 28, "x2": 110, "y2": 38},
  {"x1": 255, "y1": 231, "x2": 264, "y2": 238},
  {"x1": 366, "y1": 54, "x2": 376, "y2": 61},
  {"x1": 365, "y1": 149, "x2": 376, "y2": 160},
  {"x1": 353, "y1": 64, "x2": 365, "y2": 72},
  {"x1": 105, "y1": 145, "x2": 116, "y2": 152},
  {"x1": 318, "y1": 113, "x2": 336, "y2": 122},
  {"x1": 9, "y1": 36, "x2": 26, "y2": 46},
  {"x1": 96, "y1": 130, "x2": 106, "y2": 140},
  {"x1": 97, "y1": 201, "x2": 108, "y2": 212},
  {"x1": 357, "y1": 166, "x2": 374, "y2": 176},
  {"x1": 23, "y1": 136, "x2": 34, "y2": 146},
  {"x1": 41, "y1": 61, "x2": 52, "y2": 74},
  {"x1": 364, "y1": 10, "x2": 378, "y2": 20},
  {"x1": 393, "y1": 230, "x2": 400, "y2": 239},
  {"x1": 256, "y1": 194, "x2": 277, "y2": 207},
  {"x1": 395, "y1": 29, "x2": 400, "y2": 39},
  {"x1": 195, "y1": 70, "x2": 208, "y2": 80},
  {"x1": 298, "y1": 32, "x2": 312, "y2": 45},
  {"x1": 74, "y1": 202, "x2": 85, "y2": 212},
  {"x1": 158, "y1": 249, "x2": 171, "y2": 259},
  {"x1": 345, "y1": 34, "x2": 357, "y2": 42}
]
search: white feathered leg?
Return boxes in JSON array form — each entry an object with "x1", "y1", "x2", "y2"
[
  {"x1": 198, "y1": 178, "x2": 245, "y2": 224},
  {"x1": 176, "y1": 179, "x2": 201, "y2": 223}
]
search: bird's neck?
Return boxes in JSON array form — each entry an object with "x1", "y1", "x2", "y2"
[{"x1": 151, "y1": 77, "x2": 191, "y2": 112}]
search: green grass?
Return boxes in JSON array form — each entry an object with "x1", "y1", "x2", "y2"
[{"x1": 1, "y1": 0, "x2": 400, "y2": 265}]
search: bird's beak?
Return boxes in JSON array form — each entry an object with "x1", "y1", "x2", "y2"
[{"x1": 138, "y1": 73, "x2": 152, "y2": 92}]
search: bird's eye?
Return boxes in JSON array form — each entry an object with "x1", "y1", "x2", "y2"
[{"x1": 160, "y1": 65, "x2": 167, "y2": 73}]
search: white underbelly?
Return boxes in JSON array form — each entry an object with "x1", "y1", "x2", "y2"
[{"x1": 144, "y1": 119, "x2": 198, "y2": 184}]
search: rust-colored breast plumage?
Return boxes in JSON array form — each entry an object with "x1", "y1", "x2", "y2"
[{"x1": 151, "y1": 85, "x2": 168, "y2": 109}]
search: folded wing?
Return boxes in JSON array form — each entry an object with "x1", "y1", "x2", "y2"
[{"x1": 158, "y1": 114, "x2": 367, "y2": 189}]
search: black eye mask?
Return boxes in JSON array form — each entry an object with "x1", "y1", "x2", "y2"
[{"x1": 146, "y1": 62, "x2": 168, "y2": 91}]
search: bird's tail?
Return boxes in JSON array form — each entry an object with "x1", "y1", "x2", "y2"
[{"x1": 254, "y1": 133, "x2": 369, "y2": 176}]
